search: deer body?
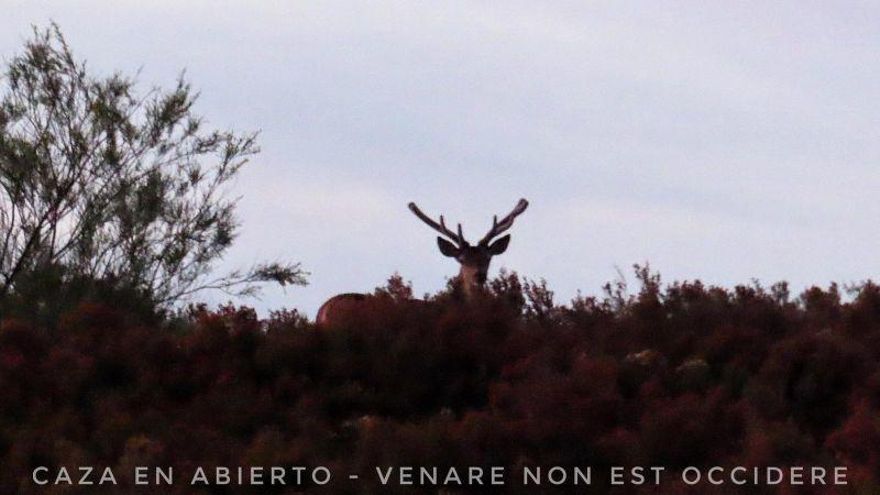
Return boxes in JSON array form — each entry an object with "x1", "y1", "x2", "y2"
[
  {"x1": 315, "y1": 199, "x2": 529, "y2": 328},
  {"x1": 315, "y1": 293, "x2": 367, "y2": 327}
]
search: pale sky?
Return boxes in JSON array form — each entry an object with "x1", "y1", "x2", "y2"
[{"x1": 3, "y1": 2, "x2": 880, "y2": 316}]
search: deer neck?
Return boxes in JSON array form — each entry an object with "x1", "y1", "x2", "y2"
[{"x1": 458, "y1": 267, "x2": 484, "y2": 300}]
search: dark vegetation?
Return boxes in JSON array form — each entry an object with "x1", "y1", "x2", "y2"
[{"x1": 2, "y1": 268, "x2": 880, "y2": 494}]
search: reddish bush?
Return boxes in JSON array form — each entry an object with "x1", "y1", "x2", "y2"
[{"x1": 0, "y1": 272, "x2": 878, "y2": 493}]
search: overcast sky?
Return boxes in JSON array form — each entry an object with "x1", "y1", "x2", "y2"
[{"x1": 3, "y1": 2, "x2": 880, "y2": 316}]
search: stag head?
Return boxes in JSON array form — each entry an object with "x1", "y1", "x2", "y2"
[{"x1": 408, "y1": 199, "x2": 529, "y2": 297}]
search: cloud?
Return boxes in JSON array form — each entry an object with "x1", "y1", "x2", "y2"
[{"x1": 4, "y1": 2, "x2": 880, "y2": 314}]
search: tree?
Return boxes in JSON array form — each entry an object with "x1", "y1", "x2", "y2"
[{"x1": 0, "y1": 24, "x2": 306, "y2": 308}]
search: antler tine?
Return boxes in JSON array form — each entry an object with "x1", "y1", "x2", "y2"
[
  {"x1": 408, "y1": 202, "x2": 466, "y2": 246},
  {"x1": 479, "y1": 198, "x2": 529, "y2": 245}
]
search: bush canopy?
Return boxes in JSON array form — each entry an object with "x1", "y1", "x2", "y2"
[{"x1": 0, "y1": 25, "x2": 305, "y2": 313}]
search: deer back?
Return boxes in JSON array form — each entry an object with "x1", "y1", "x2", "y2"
[{"x1": 316, "y1": 293, "x2": 428, "y2": 329}]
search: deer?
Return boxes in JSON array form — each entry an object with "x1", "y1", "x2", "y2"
[{"x1": 315, "y1": 199, "x2": 529, "y2": 328}]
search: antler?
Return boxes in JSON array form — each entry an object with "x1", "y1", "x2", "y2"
[
  {"x1": 408, "y1": 202, "x2": 467, "y2": 246},
  {"x1": 479, "y1": 198, "x2": 529, "y2": 246}
]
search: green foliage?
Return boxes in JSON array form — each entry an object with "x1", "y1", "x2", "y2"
[{"x1": 0, "y1": 24, "x2": 306, "y2": 312}]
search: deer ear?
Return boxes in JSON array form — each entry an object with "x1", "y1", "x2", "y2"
[
  {"x1": 437, "y1": 237, "x2": 459, "y2": 257},
  {"x1": 487, "y1": 234, "x2": 511, "y2": 255}
]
